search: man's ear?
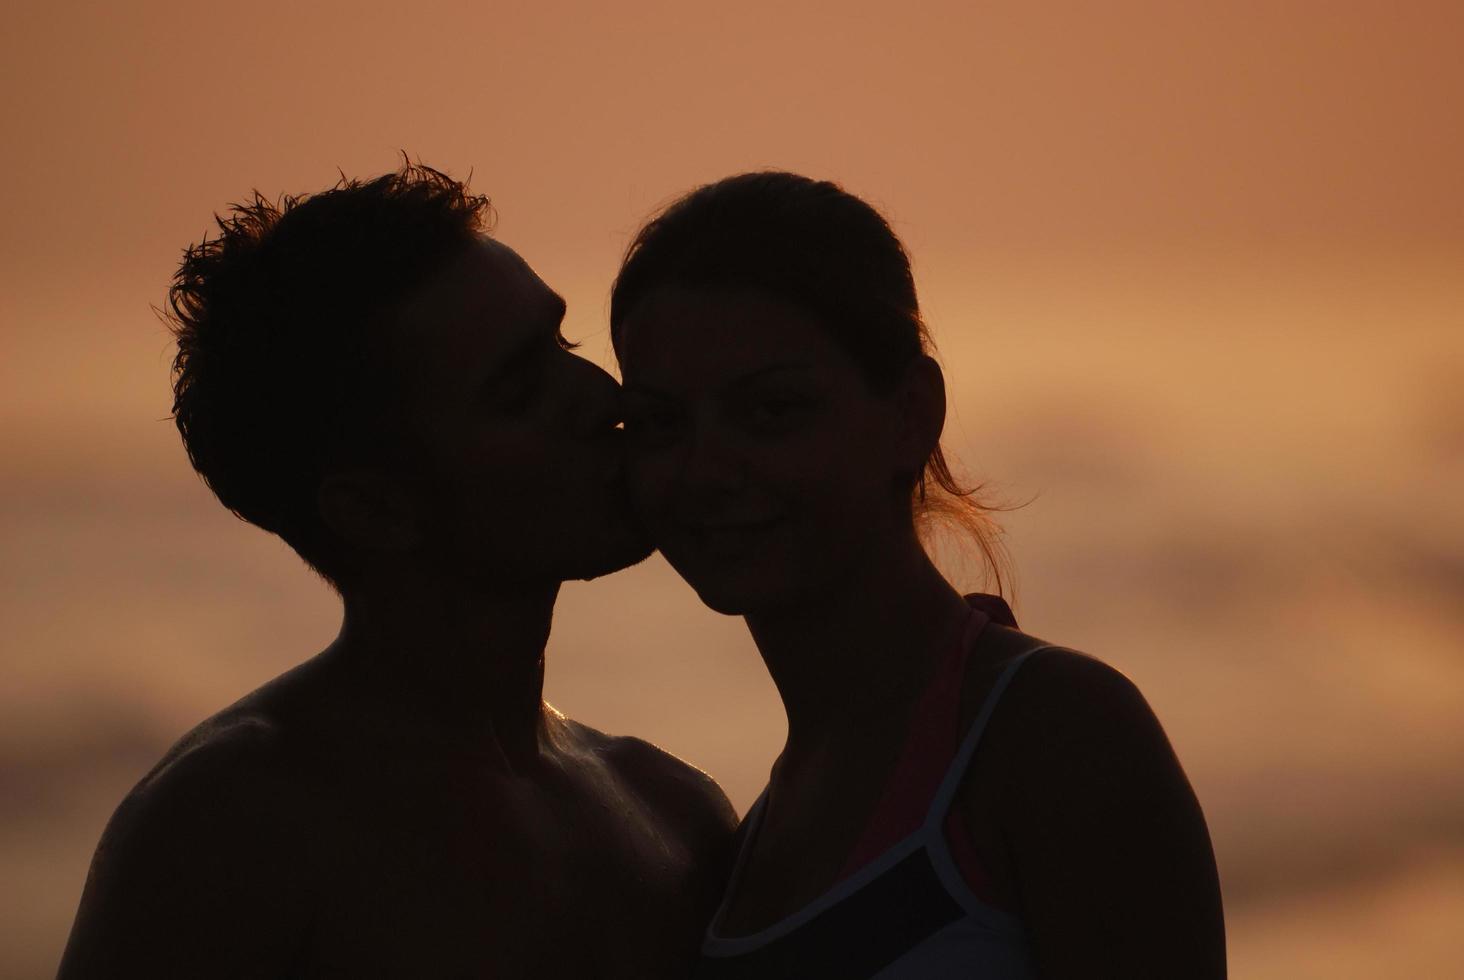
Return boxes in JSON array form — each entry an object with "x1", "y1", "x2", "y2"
[
  {"x1": 891, "y1": 354, "x2": 947, "y2": 481},
  {"x1": 317, "y1": 470, "x2": 421, "y2": 553}
]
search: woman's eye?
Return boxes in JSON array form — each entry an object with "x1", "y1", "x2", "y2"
[{"x1": 624, "y1": 406, "x2": 681, "y2": 443}]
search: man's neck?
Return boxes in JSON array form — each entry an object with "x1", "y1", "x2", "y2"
[{"x1": 324, "y1": 569, "x2": 562, "y2": 773}]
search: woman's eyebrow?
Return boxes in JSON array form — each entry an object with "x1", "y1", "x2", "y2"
[
  {"x1": 626, "y1": 362, "x2": 814, "y2": 399},
  {"x1": 725, "y1": 362, "x2": 814, "y2": 390},
  {"x1": 626, "y1": 361, "x2": 819, "y2": 398}
]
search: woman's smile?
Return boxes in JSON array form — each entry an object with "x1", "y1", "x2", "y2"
[{"x1": 678, "y1": 516, "x2": 785, "y2": 559}]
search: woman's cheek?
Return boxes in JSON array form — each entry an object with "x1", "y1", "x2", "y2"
[{"x1": 625, "y1": 454, "x2": 672, "y2": 524}]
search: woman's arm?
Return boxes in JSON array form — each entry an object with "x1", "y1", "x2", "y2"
[{"x1": 990, "y1": 650, "x2": 1226, "y2": 979}]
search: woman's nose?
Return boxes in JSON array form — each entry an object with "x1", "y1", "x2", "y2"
[{"x1": 675, "y1": 420, "x2": 746, "y2": 498}]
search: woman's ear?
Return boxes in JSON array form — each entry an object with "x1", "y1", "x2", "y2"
[
  {"x1": 317, "y1": 470, "x2": 421, "y2": 554},
  {"x1": 891, "y1": 354, "x2": 947, "y2": 479}
]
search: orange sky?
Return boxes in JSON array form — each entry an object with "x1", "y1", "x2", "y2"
[{"x1": 4, "y1": 1, "x2": 1462, "y2": 292}]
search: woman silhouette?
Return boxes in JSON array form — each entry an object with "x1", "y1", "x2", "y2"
[{"x1": 612, "y1": 172, "x2": 1225, "y2": 979}]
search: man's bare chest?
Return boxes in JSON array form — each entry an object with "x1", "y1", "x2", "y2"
[{"x1": 293, "y1": 768, "x2": 704, "y2": 978}]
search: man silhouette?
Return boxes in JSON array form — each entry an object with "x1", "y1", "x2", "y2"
[{"x1": 58, "y1": 164, "x2": 736, "y2": 978}]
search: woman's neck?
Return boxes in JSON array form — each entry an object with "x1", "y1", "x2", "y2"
[{"x1": 744, "y1": 536, "x2": 972, "y2": 763}]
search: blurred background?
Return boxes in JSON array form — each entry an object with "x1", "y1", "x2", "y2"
[{"x1": 3, "y1": 1, "x2": 1461, "y2": 975}]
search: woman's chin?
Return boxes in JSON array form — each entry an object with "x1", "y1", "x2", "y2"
[
  {"x1": 681, "y1": 567, "x2": 805, "y2": 618},
  {"x1": 675, "y1": 565, "x2": 778, "y2": 617}
]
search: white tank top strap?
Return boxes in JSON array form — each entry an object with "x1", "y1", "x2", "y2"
[
  {"x1": 923, "y1": 644, "x2": 1061, "y2": 833},
  {"x1": 708, "y1": 788, "x2": 770, "y2": 934}
]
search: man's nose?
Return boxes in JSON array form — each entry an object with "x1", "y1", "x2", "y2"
[{"x1": 565, "y1": 355, "x2": 624, "y2": 439}]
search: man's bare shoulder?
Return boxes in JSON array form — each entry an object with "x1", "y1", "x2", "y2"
[
  {"x1": 95, "y1": 676, "x2": 335, "y2": 895},
  {"x1": 569, "y1": 720, "x2": 738, "y2": 845},
  {"x1": 123, "y1": 658, "x2": 338, "y2": 825},
  {"x1": 59, "y1": 691, "x2": 318, "y2": 976},
  {"x1": 127, "y1": 709, "x2": 290, "y2": 822}
]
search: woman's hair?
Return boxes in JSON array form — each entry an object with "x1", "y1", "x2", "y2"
[{"x1": 609, "y1": 171, "x2": 1009, "y2": 594}]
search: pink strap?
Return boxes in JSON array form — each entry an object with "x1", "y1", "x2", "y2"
[{"x1": 836, "y1": 594, "x2": 1019, "y2": 913}]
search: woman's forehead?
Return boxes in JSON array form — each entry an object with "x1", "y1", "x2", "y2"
[{"x1": 619, "y1": 284, "x2": 846, "y2": 382}]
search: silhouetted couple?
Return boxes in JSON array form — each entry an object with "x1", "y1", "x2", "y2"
[{"x1": 59, "y1": 165, "x2": 1225, "y2": 978}]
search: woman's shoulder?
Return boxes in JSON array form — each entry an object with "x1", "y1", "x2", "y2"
[
  {"x1": 962, "y1": 629, "x2": 1226, "y2": 976},
  {"x1": 971, "y1": 626, "x2": 1187, "y2": 794},
  {"x1": 979, "y1": 625, "x2": 1152, "y2": 725}
]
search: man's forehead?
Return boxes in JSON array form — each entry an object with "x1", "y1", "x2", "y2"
[
  {"x1": 475, "y1": 237, "x2": 539, "y2": 290},
  {"x1": 387, "y1": 236, "x2": 562, "y2": 392},
  {"x1": 401, "y1": 238, "x2": 555, "y2": 336},
  {"x1": 449, "y1": 237, "x2": 548, "y2": 314}
]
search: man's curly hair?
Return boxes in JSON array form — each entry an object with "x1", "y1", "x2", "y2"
[{"x1": 166, "y1": 162, "x2": 493, "y2": 587}]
